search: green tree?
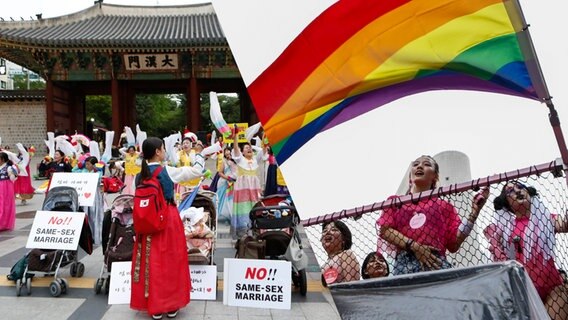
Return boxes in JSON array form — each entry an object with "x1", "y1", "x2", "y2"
[
  {"x1": 84, "y1": 93, "x2": 242, "y2": 138},
  {"x1": 136, "y1": 94, "x2": 185, "y2": 138},
  {"x1": 11, "y1": 74, "x2": 46, "y2": 90},
  {"x1": 86, "y1": 95, "x2": 112, "y2": 129}
]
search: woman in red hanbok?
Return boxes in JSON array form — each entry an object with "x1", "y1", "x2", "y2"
[{"x1": 131, "y1": 137, "x2": 203, "y2": 320}]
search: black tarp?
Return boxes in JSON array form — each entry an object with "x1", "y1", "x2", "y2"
[{"x1": 329, "y1": 261, "x2": 548, "y2": 320}]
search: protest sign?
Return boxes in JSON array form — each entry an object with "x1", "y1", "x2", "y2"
[
  {"x1": 190, "y1": 265, "x2": 217, "y2": 300},
  {"x1": 108, "y1": 261, "x2": 132, "y2": 305},
  {"x1": 26, "y1": 211, "x2": 85, "y2": 250},
  {"x1": 223, "y1": 258, "x2": 291, "y2": 310},
  {"x1": 49, "y1": 172, "x2": 100, "y2": 207}
]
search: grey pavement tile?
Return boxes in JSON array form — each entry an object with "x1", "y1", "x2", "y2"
[
  {"x1": 0, "y1": 297, "x2": 85, "y2": 320},
  {"x1": 68, "y1": 290, "x2": 111, "y2": 320},
  {"x1": 0, "y1": 236, "x2": 28, "y2": 257},
  {"x1": 0, "y1": 247, "x2": 28, "y2": 267},
  {"x1": 186, "y1": 300, "x2": 207, "y2": 315},
  {"x1": 299, "y1": 303, "x2": 340, "y2": 320},
  {"x1": 270, "y1": 302, "x2": 304, "y2": 317},
  {"x1": 237, "y1": 305, "x2": 272, "y2": 316},
  {"x1": 0, "y1": 235, "x2": 15, "y2": 243},
  {"x1": 239, "y1": 316, "x2": 278, "y2": 320},
  {"x1": 101, "y1": 304, "x2": 135, "y2": 320},
  {"x1": 203, "y1": 315, "x2": 233, "y2": 320},
  {"x1": 204, "y1": 301, "x2": 237, "y2": 315}
]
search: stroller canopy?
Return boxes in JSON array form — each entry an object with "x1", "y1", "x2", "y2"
[{"x1": 43, "y1": 186, "x2": 80, "y2": 212}]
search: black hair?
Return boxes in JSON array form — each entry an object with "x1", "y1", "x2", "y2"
[
  {"x1": 85, "y1": 156, "x2": 98, "y2": 166},
  {"x1": 55, "y1": 150, "x2": 65, "y2": 159},
  {"x1": 127, "y1": 145, "x2": 136, "y2": 152},
  {"x1": 0, "y1": 152, "x2": 13, "y2": 166},
  {"x1": 182, "y1": 137, "x2": 192, "y2": 143},
  {"x1": 137, "y1": 137, "x2": 163, "y2": 185},
  {"x1": 322, "y1": 220, "x2": 353, "y2": 250},
  {"x1": 407, "y1": 155, "x2": 439, "y2": 194},
  {"x1": 493, "y1": 181, "x2": 538, "y2": 212},
  {"x1": 361, "y1": 252, "x2": 390, "y2": 279}
]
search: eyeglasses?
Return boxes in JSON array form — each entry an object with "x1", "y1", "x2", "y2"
[{"x1": 505, "y1": 181, "x2": 527, "y2": 195}]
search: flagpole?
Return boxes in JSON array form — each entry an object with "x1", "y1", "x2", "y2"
[
  {"x1": 545, "y1": 100, "x2": 568, "y2": 182},
  {"x1": 511, "y1": 0, "x2": 568, "y2": 183}
]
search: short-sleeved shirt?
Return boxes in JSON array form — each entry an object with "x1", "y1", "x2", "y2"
[{"x1": 377, "y1": 197, "x2": 460, "y2": 256}]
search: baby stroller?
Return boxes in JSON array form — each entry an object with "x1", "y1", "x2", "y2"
[
  {"x1": 95, "y1": 194, "x2": 135, "y2": 294},
  {"x1": 248, "y1": 194, "x2": 308, "y2": 296},
  {"x1": 179, "y1": 188, "x2": 218, "y2": 265},
  {"x1": 15, "y1": 186, "x2": 87, "y2": 297}
]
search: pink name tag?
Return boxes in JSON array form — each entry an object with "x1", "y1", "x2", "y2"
[{"x1": 409, "y1": 213, "x2": 426, "y2": 229}]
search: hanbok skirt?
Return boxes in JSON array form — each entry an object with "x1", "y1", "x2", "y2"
[
  {"x1": 131, "y1": 204, "x2": 190, "y2": 315},
  {"x1": 231, "y1": 175, "x2": 261, "y2": 239},
  {"x1": 0, "y1": 180, "x2": 16, "y2": 231}
]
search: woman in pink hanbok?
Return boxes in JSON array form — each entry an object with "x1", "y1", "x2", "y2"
[{"x1": 0, "y1": 152, "x2": 18, "y2": 231}]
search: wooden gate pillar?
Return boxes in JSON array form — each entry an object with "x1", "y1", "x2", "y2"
[
  {"x1": 111, "y1": 78, "x2": 122, "y2": 145},
  {"x1": 46, "y1": 78, "x2": 54, "y2": 132}
]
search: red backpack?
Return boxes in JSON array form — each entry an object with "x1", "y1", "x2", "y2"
[
  {"x1": 103, "y1": 176, "x2": 124, "y2": 193},
  {"x1": 133, "y1": 166, "x2": 168, "y2": 234}
]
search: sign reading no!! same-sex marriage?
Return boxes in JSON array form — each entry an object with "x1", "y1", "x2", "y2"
[
  {"x1": 26, "y1": 211, "x2": 85, "y2": 250},
  {"x1": 223, "y1": 258, "x2": 291, "y2": 310}
]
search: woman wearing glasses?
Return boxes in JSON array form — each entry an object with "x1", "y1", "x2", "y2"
[
  {"x1": 321, "y1": 220, "x2": 360, "y2": 285},
  {"x1": 484, "y1": 181, "x2": 568, "y2": 319}
]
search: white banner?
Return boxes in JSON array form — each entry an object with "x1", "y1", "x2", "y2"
[
  {"x1": 191, "y1": 265, "x2": 217, "y2": 300},
  {"x1": 223, "y1": 258, "x2": 291, "y2": 310},
  {"x1": 108, "y1": 261, "x2": 132, "y2": 305},
  {"x1": 25, "y1": 211, "x2": 85, "y2": 250},
  {"x1": 49, "y1": 172, "x2": 100, "y2": 207}
]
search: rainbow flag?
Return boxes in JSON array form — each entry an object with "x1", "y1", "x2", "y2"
[{"x1": 247, "y1": 0, "x2": 550, "y2": 164}]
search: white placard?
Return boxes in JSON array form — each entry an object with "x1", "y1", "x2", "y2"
[
  {"x1": 223, "y1": 258, "x2": 291, "y2": 310},
  {"x1": 191, "y1": 265, "x2": 217, "y2": 300},
  {"x1": 108, "y1": 261, "x2": 132, "y2": 305},
  {"x1": 25, "y1": 211, "x2": 85, "y2": 250},
  {"x1": 49, "y1": 172, "x2": 100, "y2": 207}
]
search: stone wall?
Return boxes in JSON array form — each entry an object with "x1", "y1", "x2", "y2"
[{"x1": 0, "y1": 101, "x2": 46, "y2": 153}]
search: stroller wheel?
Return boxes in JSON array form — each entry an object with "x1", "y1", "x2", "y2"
[
  {"x1": 59, "y1": 278, "x2": 68, "y2": 294},
  {"x1": 101, "y1": 277, "x2": 109, "y2": 295},
  {"x1": 104, "y1": 276, "x2": 111, "y2": 294},
  {"x1": 49, "y1": 280, "x2": 62, "y2": 297},
  {"x1": 15, "y1": 279, "x2": 22, "y2": 297},
  {"x1": 94, "y1": 278, "x2": 103, "y2": 294},
  {"x1": 70, "y1": 263, "x2": 78, "y2": 277},
  {"x1": 26, "y1": 277, "x2": 32, "y2": 296},
  {"x1": 292, "y1": 272, "x2": 300, "y2": 288},
  {"x1": 76, "y1": 263, "x2": 85, "y2": 278},
  {"x1": 299, "y1": 269, "x2": 307, "y2": 296}
]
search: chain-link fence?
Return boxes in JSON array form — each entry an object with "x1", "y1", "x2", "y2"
[{"x1": 303, "y1": 160, "x2": 568, "y2": 319}]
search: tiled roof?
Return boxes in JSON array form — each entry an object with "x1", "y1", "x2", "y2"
[
  {"x1": 0, "y1": 3, "x2": 226, "y2": 49},
  {"x1": 0, "y1": 90, "x2": 45, "y2": 101}
]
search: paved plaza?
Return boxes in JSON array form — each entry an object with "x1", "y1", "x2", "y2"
[{"x1": 0, "y1": 158, "x2": 340, "y2": 320}]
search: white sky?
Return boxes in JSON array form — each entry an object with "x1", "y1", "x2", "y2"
[{"x1": 2, "y1": 0, "x2": 567, "y2": 219}]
